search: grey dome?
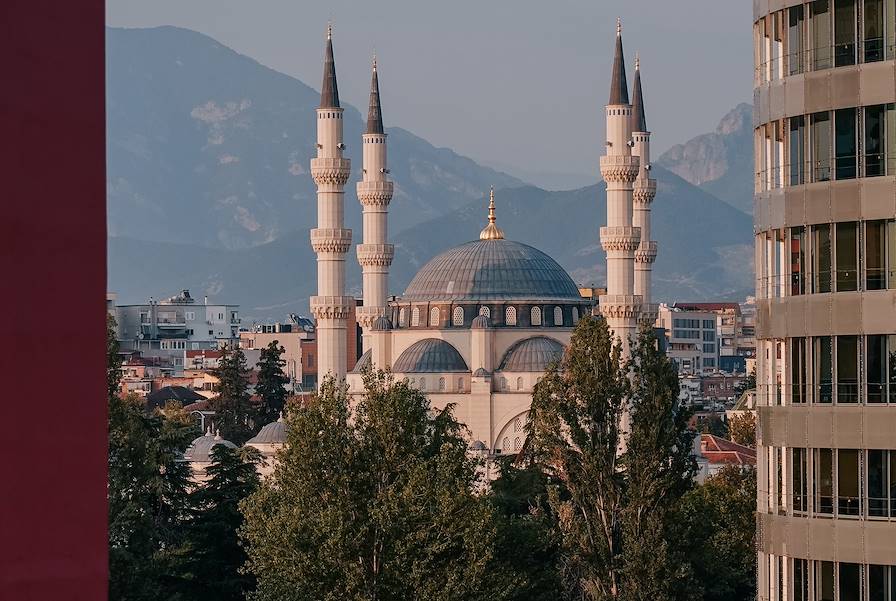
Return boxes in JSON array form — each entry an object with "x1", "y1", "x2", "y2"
[
  {"x1": 247, "y1": 416, "x2": 287, "y2": 445},
  {"x1": 393, "y1": 339, "x2": 469, "y2": 373},
  {"x1": 498, "y1": 336, "x2": 565, "y2": 372},
  {"x1": 473, "y1": 368, "x2": 491, "y2": 378},
  {"x1": 184, "y1": 429, "x2": 237, "y2": 462},
  {"x1": 471, "y1": 315, "x2": 490, "y2": 329},
  {"x1": 352, "y1": 349, "x2": 372, "y2": 373},
  {"x1": 402, "y1": 239, "x2": 582, "y2": 302},
  {"x1": 372, "y1": 316, "x2": 393, "y2": 331}
]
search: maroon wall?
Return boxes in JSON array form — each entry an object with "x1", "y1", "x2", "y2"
[{"x1": 1, "y1": 1, "x2": 108, "y2": 598}]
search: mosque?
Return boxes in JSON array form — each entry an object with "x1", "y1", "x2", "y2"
[{"x1": 181, "y1": 19, "x2": 658, "y2": 472}]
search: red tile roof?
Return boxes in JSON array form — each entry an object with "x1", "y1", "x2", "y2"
[{"x1": 700, "y1": 434, "x2": 756, "y2": 466}]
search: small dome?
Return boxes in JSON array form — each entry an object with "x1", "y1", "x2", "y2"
[
  {"x1": 471, "y1": 315, "x2": 490, "y2": 329},
  {"x1": 372, "y1": 316, "x2": 393, "y2": 331},
  {"x1": 498, "y1": 336, "x2": 565, "y2": 372},
  {"x1": 393, "y1": 339, "x2": 469, "y2": 373},
  {"x1": 473, "y1": 368, "x2": 491, "y2": 378},
  {"x1": 184, "y1": 428, "x2": 237, "y2": 463},
  {"x1": 352, "y1": 349, "x2": 372, "y2": 373},
  {"x1": 470, "y1": 440, "x2": 488, "y2": 451},
  {"x1": 247, "y1": 414, "x2": 287, "y2": 445}
]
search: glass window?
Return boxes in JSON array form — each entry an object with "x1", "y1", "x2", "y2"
[
  {"x1": 790, "y1": 116, "x2": 806, "y2": 185},
  {"x1": 789, "y1": 5, "x2": 806, "y2": 74},
  {"x1": 399, "y1": 307, "x2": 406, "y2": 327},
  {"x1": 794, "y1": 447, "x2": 808, "y2": 511},
  {"x1": 834, "y1": 0, "x2": 857, "y2": 66},
  {"x1": 865, "y1": 0, "x2": 886, "y2": 61},
  {"x1": 889, "y1": 335, "x2": 896, "y2": 402},
  {"x1": 816, "y1": 336, "x2": 834, "y2": 403},
  {"x1": 888, "y1": 104, "x2": 896, "y2": 175},
  {"x1": 889, "y1": 221, "x2": 896, "y2": 287},
  {"x1": 868, "y1": 450, "x2": 888, "y2": 516},
  {"x1": 868, "y1": 335, "x2": 887, "y2": 403},
  {"x1": 836, "y1": 222, "x2": 858, "y2": 291},
  {"x1": 837, "y1": 335, "x2": 859, "y2": 402},
  {"x1": 531, "y1": 306, "x2": 542, "y2": 326},
  {"x1": 792, "y1": 227, "x2": 806, "y2": 295},
  {"x1": 814, "y1": 224, "x2": 833, "y2": 292},
  {"x1": 812, "y1": 0, "x2": 833, "y2": 69},
  {"x1": 818, "y1": 561, "x2": 835, "y2": 601},
  {"x1": 838, "y1": 449, "x2": 861, "y2": 514},
  {"x1": 839, "y1": 563, "x2": 861, "y2": 601},
  {"x1": 554, "y1": 306, "x2": 563, "y2": 326},
  {"x1": 812, "y1": 112, "x2": 832, "y2": 181},
  {"x1": 430, "y1": 307, "x2": 440, "y2": 326},
  {"x1": 835, "y1": 108, "x2": 857, "y2": 180},
  {"x1": 452, "y1": 306, "x2": 464, "y2": 327},
  {"x1": 479, "y1": 306, "x2": 490, "y2": 318},
  {"x1": 867, "y1": 220, "x2": 887, "y2": 289},
  {"x1": 792, "y1": 337, "x2": 807, "y2": 403},
  {"x1": 817, "y1": 449, "x2": 834, "y2": 513},
  {"x1": 411, "y1": 307, "x2": 420, "y2": 327},
  {"x1": 794, "y1": 558, "x2": 809, "y2": 601},
  {"x1": 505, "y1": 306, "x2": 517, "y2": 326}
]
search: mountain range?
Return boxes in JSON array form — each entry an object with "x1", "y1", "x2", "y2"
[{"x1": 107, "y1": 26, "x2": 755, "y2": 321}]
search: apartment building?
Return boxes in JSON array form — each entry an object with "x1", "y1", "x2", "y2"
[{"x1": 658, "y1": 304, "x2": 719, "y2": 374}]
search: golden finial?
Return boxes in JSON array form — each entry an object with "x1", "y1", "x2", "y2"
[
  {"x1": 372, "y1": 52, "x2": 377, "y2": 71},
  {"x1": 479, "y1": 186, "x2": 505, "y2": 240},
  {"x1": 616, "y1": 17, "x2": 622, "y2": 36},
  {"x1": 327, "y1": 21, "x2": 332, "y2": 40},
  {"x1": 635, "y1": 52, "x2": 640, "y2": 71}
]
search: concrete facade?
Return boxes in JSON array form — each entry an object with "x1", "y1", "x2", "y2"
[{"x1": 753, "y1": 3, "x2": 896, "y2": 600}]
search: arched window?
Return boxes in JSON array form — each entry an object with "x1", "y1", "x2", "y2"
[
  {"x1": 438, "y1": 377, "x2": 446, "y2": 391},
  {"x1": 502, "y1": 437, "x2": 509, "y2": 453},
  {"x1": 531, "y1": 306, "x2": 542, "y2": 326},
  {"x1": 411, "y1": 307, "x2": 420, "y2": 327},
  {"x1": 572, "y1": 307, "x2": 579, "y2": 324},
  {"x1": 513, "y1": 437, "x2": 521, "y2": 451},
  {"x1": 505, "y1": 306, "x2": 517, "y2": 326},
  {"x1": 419, "y1": 377, "x2": 426, "y2": 391},
  {"x1": 429, "y1": 307, "x2": 440, "y2": 326},
  {"x1": 554, "y1": 306, "x2": 563, "y2": 326},
  {"x1": 516, "y1": 377, "x2": 523, "y2": 391},
  {"x1": 514, "y1": 418, "x2": 522, "y2": 432},
  {"x1": 457, "y1": 377, "x2": 464, "y2": 391},
  {"x1": 452, "y1": 306, "x2": 464, "y2": 326},
  {"x1": 479, "y1": 306, "x2": 490, "y2": 318},
  {"x1": 399, "y1": 307, "x2": 406, "y2": 327}
]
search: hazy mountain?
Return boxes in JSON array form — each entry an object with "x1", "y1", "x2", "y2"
[
  {"x1": 657, "y1": 103, "x2": 753, "y2": 214},
  {"x1": 109, "y1": 165, "x2": 753, "y2": 321},
  {"x1": 106, "y1": 26, "x2": 520, "y2": 250}
]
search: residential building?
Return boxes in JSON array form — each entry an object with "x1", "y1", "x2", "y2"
[
  {"x1": 658, "y1": 304, "x2": 719, "y2": 374},
  {"x1": 693, "y1": 434, "x2": 757, "y2": 483},
  {"x1": 754, "y1": 2, "x2": 896, "y2": 598}
]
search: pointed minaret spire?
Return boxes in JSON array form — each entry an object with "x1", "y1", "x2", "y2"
[
  {"x1": 479, "y1": 186, "x2": 505, "y2": 240},
  {"x1": 366, "y1": 55, "x2": 384, "y2": 135},
  {"x1": 608, "y1": 17, "x2": 629, "y2": 105},
  {"x1": 320, "y1": 24, "x2": 340, "y2": 108},
  {"x1": 631, "y1": 53, "x2": 647, "y2": 132}
]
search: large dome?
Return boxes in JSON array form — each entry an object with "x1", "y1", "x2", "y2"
[{"x1": 402, "y1": 238, "x2": 582, "y2": 303}]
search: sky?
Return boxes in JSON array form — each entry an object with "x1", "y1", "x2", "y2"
[{"x1": 106, "y1": 0, "x2": 754, "y2": 181}]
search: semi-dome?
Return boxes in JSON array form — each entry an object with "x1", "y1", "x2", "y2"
[
  {"x1": 247, "y1": 414, "x2": 287, "y2": 445},
  {"x1": 352, "y1": 349, "x2": 372, "y2": 373},
  {"x1": 401, "y1": 238, "x2": 582, "y2": 303},
  {"x1": 471, "y1": 315, "x2": 490, "y2": 329},
  {"x1": 372, "y1": 316, "x2": 393, "y2": 331},
  {"x1": 498, "y1": 336, "x2": 566, "y2": 372},
  {"x1": 184, "y1": 428, "x2": 237, "y2": 463},
  {"x1": 393, "y1": 338, "x2": 469, "y2": 373}
]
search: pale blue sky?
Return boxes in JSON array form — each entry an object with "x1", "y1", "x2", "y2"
[{"x1": 107, "y1": 0, "x2": 753, "y2": 180}]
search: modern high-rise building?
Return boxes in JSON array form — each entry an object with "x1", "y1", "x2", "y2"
[{"x1": 753, "y1": 3, "x2": 896, "y2": 600}]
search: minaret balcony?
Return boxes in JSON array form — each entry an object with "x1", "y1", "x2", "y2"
[
  {"x1": 310, "y1": 296, "x2": 354, "y2": 320},
  {"x1": 634, "y1": 241, "x2": 658, "y2": 263},
  {"x1": 311, "y1": 157, "x2": 352, "y2": 186},
  {"x1": 356, "y1": 244, "x2": 395, "y2": 267},
  {"x1": 310, "y1": 228, "x2": 353, "y2": 254},
  {"x1": 356, "y1": 180, "x2": 394, "y2": 206},
  {"x1": 598, "y1": 294, "x2": 642, "y2": 319},
  {"x1": 599, "y1": 155, "x2": 639, "y2": 182},
  {"x1": 633, "y1": 178, "x2": 657, "y2": 203},
  {"x1": 599, "y1": 226, "x2": 641, "y2": 252},
  {"x1": 356, "y1": 306, "x2": 387, "y2": 329},
  {"x1": 639, "y1": 303, "x2": 660, "y2": 324}
]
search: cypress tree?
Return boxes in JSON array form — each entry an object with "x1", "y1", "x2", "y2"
[
  {"x1": 210, "y1": 343, "x2": 253, "y2": 444},
  {"x1": 254, "y1": 340, "x2": 289, "y2": 427}
]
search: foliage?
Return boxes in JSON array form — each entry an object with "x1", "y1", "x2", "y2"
[
  {"x1": 241, "y1": 371, "x2": 531, "y2": 601},
  {"x1": 171, "y1": 445, "x2": 263, "y2": 601},
  {"x1": 527, "y1": 318, "x2": 697, "y2": 601},
  {"x1": 699, "y1": 414, "x2": 729, "y2": 438},
  {"x1": 211, "y1": 343, "x2": 254, "y2": 444},
  {"x1": 727, "y1": 412, "x2": 756, "y2": 448},
  {"x1": 254, "y1": 340, "x2": 289, "y2": 427},
  {"x1": 675, "y1": 466, "x2": 757, "y2": 601},
  {"x1": 733, "y1": 368, "x2": 756, "y2": 398}
]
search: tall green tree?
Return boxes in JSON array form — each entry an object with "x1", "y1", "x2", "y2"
[
  {"x1": 620, "y1": 327, "x2": 696, "y2": 601},
  {"x1": 108, "y1": 320, "x2": 195, "y2": 601},
  {"x1": 674, "y1": 466, "x2": 757, "y2": 601},
  {"x1": 528, "y1": 315, "x2": 628, "y2": 601},
  {"x1": 727, "y1": 412, "x2": 756, "y2": 447},
  {"x1": 211, "y1": 343, "x2": 253, "y2": 444},
  {"x1": 240, "y1": 371, "x2": 529, "y2": 601},
  {"x1": 254, "y1": 340, "x2": 289, "y2": 427},
  {"x1": 173, "y1": 445, "x2": 263, "y2": 601}
]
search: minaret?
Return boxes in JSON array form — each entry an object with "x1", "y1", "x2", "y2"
[
  {"x1": 631, "y1": 55, "x2": 658, "y2": 326},
  {"x1": 356, "y1": 56, "x2": 394, "y2": 353},
  {"x1": 599, "y1": 19, "x2": 641, "y2": 354},
  {"x1": 310, "y1": 24, "x2": 352, "y2": 384}
]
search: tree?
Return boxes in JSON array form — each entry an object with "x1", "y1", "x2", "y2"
[
  {"x1": 211, "y1": 343, "x2": 253, "y2": 444},
  {"x1": 699, "y1": 413, "x2": 729, "y2": 438},
  {"x1": 733, "y1": 368, "x2": 756, "y2": 398},
  {"x1": 241, "y1": 371, "x2": 529, "y2": 601},
  {"x1": 527, "y1": 318, "x2": 698, "y2": 601},
  {"x1": 254, "y1": 340, "x2": 289, "y2": 427},
  {"x1": 620, "y1": 326, "x2": 696, "y2": 601},
  {"x1": 727, "y1": 412, "x2": 756, "y2": 447},
  {"x1": 675, "y1": 466, "x2": 757, "y2": 601},
  {"x1": 173, "y1": 444, "x2": 263, "y2": 601},
  {"x1": 527, "y1": 315, "x2": 629, "y2": 601}
]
